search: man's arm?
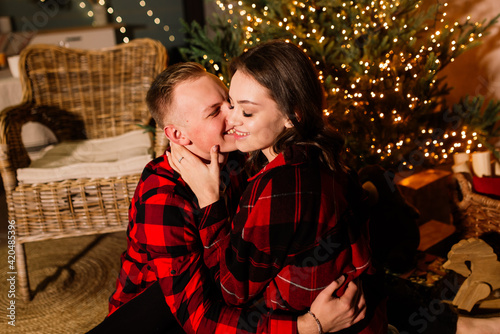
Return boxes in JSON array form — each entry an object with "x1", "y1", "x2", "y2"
[{"x1": 129, "y1": 193, "x2": 300, "y2": 334}]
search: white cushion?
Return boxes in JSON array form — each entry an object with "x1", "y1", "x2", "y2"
[
  {"x1": 17, "y1": 129, "x2": 152, "y2": 184},
  {"x1": 21, "y1": 122, "x2": 58, "y2": 161}
]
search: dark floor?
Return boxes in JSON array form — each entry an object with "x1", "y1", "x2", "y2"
[{"x1": 384, "y1": 232, "x2": 464, "y2": 334}]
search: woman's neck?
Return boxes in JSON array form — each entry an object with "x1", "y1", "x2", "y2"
[{"x1": 262, "y1": 147, "x2": 279, "y2": 163}]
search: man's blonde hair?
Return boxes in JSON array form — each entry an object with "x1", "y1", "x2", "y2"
[{"x1": 146, "y1": 62, "x2": 207, "y2": 128}]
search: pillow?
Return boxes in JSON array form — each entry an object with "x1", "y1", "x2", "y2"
[
  {"x1": 21, "y1": 122, "x2": 58, "y2": 161},
  {"x1": 17, "y1": 129, "x2": 152, "y2": 184}
]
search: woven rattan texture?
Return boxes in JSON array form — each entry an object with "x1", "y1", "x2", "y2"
[
  {"x1": 453, "y1": 173, "x2": 500, "y2": 238},
  {"x1": 12, "y1": 176, "x2": 139, "y2": 240},
  {"x1": 0, "y1": 38, "x2": 167, "y2": 301}
]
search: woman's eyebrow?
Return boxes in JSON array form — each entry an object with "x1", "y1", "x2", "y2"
[
  {"x1": 236, "y1": 99, "x2": 260, "y2": 105},
  {"x1": 228, "y1": 94, "x2": 259, "y2": 106}
]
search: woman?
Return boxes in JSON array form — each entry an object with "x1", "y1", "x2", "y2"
[{"x1": 168, "y1": 40, "x2": 387, "y2": 333}]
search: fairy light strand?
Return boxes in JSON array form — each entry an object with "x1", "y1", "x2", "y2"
[
  {"x1": 77, "y1": 1, "x2": 177, "y2": 44},
  {"x1": 77, "y1": 1, "x2": 128, "y2": 42},
  {"x1": 138, "y1": 0, "x2": 175, "y2": 42},
  {"x1": 208, "y1": 0, "x2": 490, "y2": 168}
]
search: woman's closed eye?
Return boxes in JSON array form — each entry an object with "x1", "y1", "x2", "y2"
[
  {"x1": 242, "y1": 110, "x2": 252, "y2": 117},
  {"x1": 227, "y1": 97, "x2": 234, "y2": 109}
]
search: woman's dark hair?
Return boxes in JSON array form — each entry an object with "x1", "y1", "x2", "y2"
[{"x1": 229, "y1": 40, "x2": 346, "y2": 172}]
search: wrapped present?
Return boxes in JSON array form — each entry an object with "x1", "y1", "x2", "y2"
[{"x1": 397, "y1": 169, "x2": 453, "y2": 225}]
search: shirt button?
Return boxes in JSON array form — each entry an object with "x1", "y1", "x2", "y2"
[{"x1": 170, "y1": 270, "x2": 176, "y2": 275}]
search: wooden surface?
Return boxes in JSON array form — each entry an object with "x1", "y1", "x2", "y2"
[
  {"x1": 398, "y1": 169, "x2": 452, "y2": 190},
  {"x1": 418, "y1": 220, "x2": 456, "y2": 251},
  {"x1": 397, "y1": 169, "x2": 453, "y2": 225}
]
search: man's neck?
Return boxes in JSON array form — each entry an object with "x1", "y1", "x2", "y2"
[{"x1": 184, "y1": 146, "x2": 229, "y2": 166}]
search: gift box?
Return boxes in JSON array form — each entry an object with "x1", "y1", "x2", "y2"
[{"x1": 473, "y1": 176, "x2": 500, "y2": 198}]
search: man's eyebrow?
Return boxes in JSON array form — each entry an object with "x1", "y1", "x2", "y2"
[{"x1": 203, "y1": 102, "x2": 222, "y2": 113}]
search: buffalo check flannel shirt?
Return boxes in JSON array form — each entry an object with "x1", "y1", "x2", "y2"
[
  {"x1": 108, "y1": 152, "x2": 298, "y2": 334},
  {"x1": 199, "y1": 145, "x2": 385, "y2": 333}
]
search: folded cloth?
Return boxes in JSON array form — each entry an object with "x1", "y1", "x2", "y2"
[{"x1": 17, "y1": 130, "x2": 152, "y2": 184}]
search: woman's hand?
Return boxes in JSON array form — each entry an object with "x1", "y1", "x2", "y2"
[
  {"x1": 167, "y1": 143, "x2": 221, "y2": 208},
  {"x1": 297, "y1": 276, "x2": 366, "y2": 334}
]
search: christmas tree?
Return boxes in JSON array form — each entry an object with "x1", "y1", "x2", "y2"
[{"x1": 180, "y1": 0, "x2": 500, "y2": 170}]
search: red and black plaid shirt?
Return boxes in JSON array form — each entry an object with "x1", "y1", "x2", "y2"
[
  {"x1": 199, "y1": 145, "x2": 386, "y2": 333},
  {"x1": 109, "y1": 152, "x2": 298, "y2": 334}
]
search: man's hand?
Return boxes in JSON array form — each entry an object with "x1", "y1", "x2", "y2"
[
  {"x1": 297, "y1": 276, "x2": 366, "y2": 334},
  {"x1": 167, "y1": 143, "x2": 221, "y2": 208}
]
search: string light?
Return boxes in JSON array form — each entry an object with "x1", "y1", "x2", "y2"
[
  {"x1": 77, "y1": 1, "x2": 178, "y2": 44},
  {"x1": 136, "y1": 1, "x2": 175, "y2": 42},
  {"x1": 206, "y1": 1, "x2": 490, "y2": 166},
  {"x1": 77, "y1": 1, "x2": 128, "y2": 41}
]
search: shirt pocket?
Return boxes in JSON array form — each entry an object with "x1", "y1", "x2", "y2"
[{"x1": 150, "y1": 251, "x2": 202, "y2": 278}]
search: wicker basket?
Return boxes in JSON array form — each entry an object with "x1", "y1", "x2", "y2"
[
  {"x1": 452, "y1": 173, "x2": 500, "y2": 238},
  {"x1": 0, "y1": 38, "x2": 168, "y2": 300}
]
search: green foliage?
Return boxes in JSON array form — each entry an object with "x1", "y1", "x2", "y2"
[
  {"x1": 181, "y1": 0, "x2": 500, "y2": 169},
  {"x1": 180, "y1": 16, "x2": 246, "y2": 84},
  {"x1": 452, "y1": 96, "x2": 500, "y2": 161}
]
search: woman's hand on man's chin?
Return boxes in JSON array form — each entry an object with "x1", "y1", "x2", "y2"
[{"x1": 167, "y1": 143, "x2": 221, "y2": 208}]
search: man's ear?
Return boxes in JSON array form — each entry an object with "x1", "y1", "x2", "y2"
[{"x1": 164, "y1": 125, "x2": 191, "y2": 145}]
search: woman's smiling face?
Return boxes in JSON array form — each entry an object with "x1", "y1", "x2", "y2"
[{"x1": 227, "y1": 70, "x2": 291, "y2": 162}]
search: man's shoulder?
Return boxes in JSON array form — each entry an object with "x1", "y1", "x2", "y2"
[
  {"x1": 142, "y1": 154, "x2": 174, "y2": 179},
  {"x1": 135, "y1": 154, "x2": 191, "y2": 202}
]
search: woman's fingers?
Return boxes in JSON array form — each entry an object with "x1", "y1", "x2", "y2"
[
  {"x1": 208, "y1": 145, "x2": 221, "y2": 184},
  {"x1": 310, "y1": 277, "x2": 366, "y2": 333},
  {"x1": 166, "y1": 151, "x2": 180, "y2": 173},
  {"x1": 342, "y1": 279, "x2": 366, "y2": 326},
  {"x1": 169, "y1": 142, "x2": 191, "y2": 163},
  {"x1": 321, "y1": 275, "x2": 346, "y2": 299},
  {"x1": 352, "y1": 280, "x2": 366, "y2": 322},
  {"x1": 355, "y1": 280, "x2": 366, "y2": 311},
  {"x1": 166, "y1": 143, "x2": 221, "y2": 208},
  {"x1": 341, "y1": 279, "x2": 360, "y2": 308},
  {"x1": 209, "y1": 145, "x2": 219, "y2": 168},
  {"x1": 352, "y1": 306, "x2": 367, "y2": 326}
]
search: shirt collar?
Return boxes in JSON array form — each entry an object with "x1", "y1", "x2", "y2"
[{"x1": 248, "y1": 145, "x2": 316, "y2": 181}]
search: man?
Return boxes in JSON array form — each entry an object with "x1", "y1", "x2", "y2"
[{"x1": 103, "y1": 62, "x2": 366, "y2": 333}]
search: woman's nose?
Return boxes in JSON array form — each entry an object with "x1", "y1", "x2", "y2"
[{"x1": 224, "y1": 103, "x2": 241, "y2": 127}]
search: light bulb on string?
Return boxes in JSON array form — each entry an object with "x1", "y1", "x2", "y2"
[{"x1": 136, "y1": 0, "x2": 175, "y2": 42}]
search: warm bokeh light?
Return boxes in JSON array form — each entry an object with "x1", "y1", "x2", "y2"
[{"x1": 195, "y1": 0, "x2": 498, "y2": 168}]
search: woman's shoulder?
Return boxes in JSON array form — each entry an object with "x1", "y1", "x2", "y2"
[{"x1": 250, "y1": 149, "x2": 323, "y2": 188}]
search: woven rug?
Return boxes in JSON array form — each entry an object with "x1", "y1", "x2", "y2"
[{"x1": 0, "y1": 232, "x2": 126, "y2": 334}]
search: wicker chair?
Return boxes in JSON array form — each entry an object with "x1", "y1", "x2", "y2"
[
  {"x1": 452, "y1": 173, "x2": 500, "y2": 238},
  {"x1": 0, "y1": 38, "x2": 168, "y2": 301}
]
